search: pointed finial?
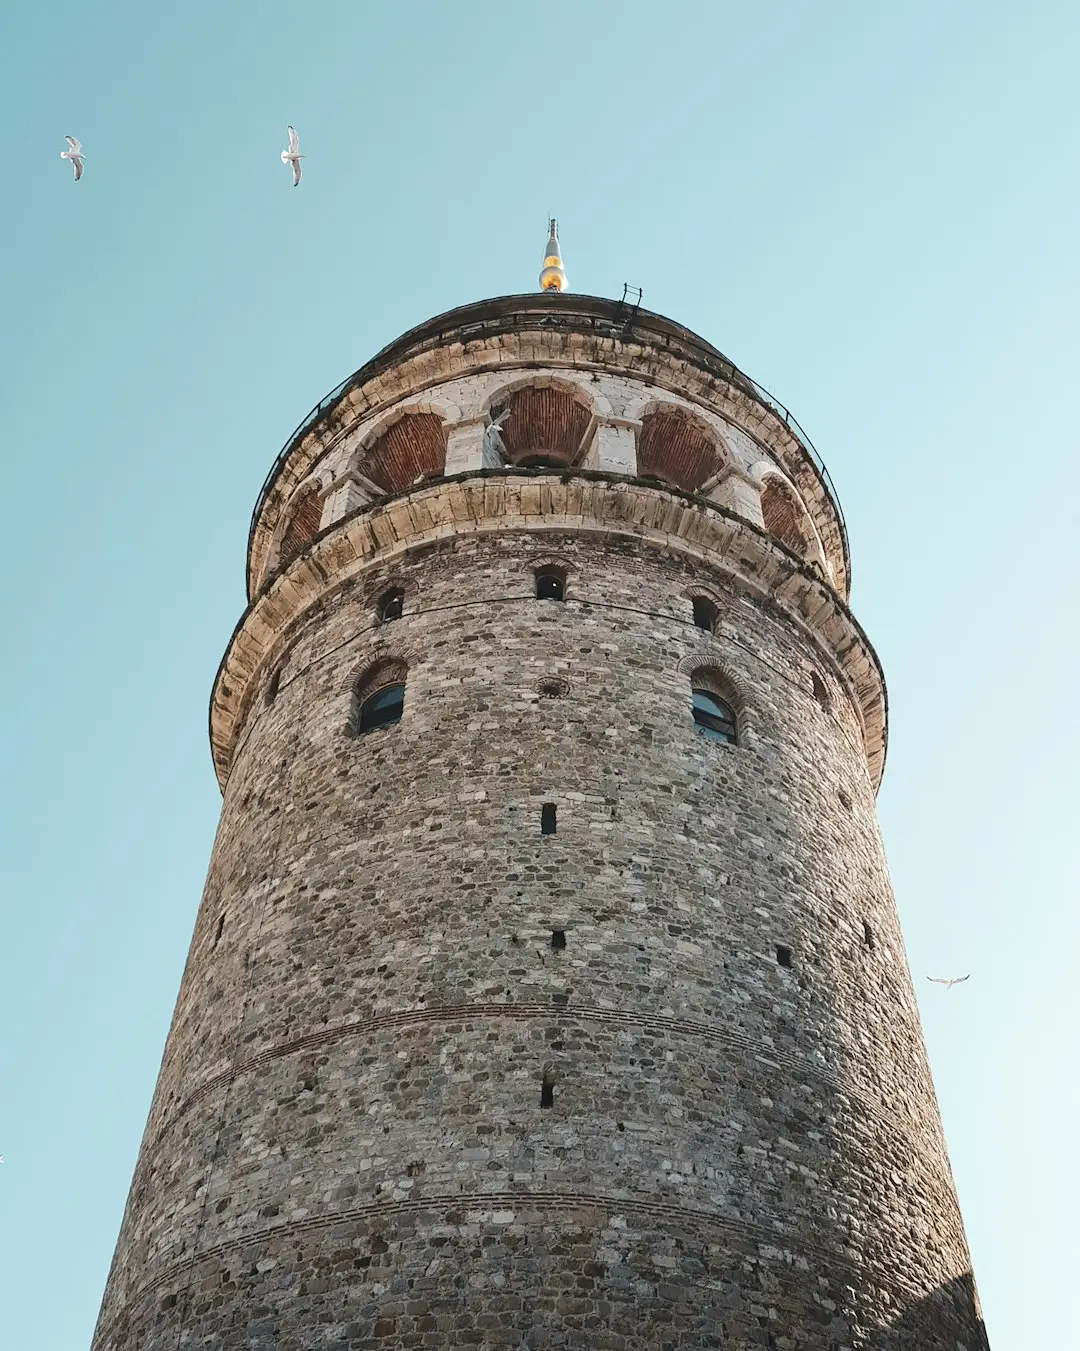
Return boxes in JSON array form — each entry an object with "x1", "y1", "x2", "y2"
[{"x1": 539, "y1": 218, "x2": 568, "y2": 292}]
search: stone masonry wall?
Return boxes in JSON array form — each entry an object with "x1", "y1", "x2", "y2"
[{"x1": 91, "y1": 529, "x2": 987, "y2": 1351}]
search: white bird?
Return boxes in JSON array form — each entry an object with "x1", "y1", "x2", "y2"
[
  {"x1": 280, "y1": 125, "x2": 302, "y2": 186},
  {"x1": 60, "y1": 135, "x2": 85, "y2": 181},
  {"x1": 926, "y1": 975, "x2": 970, "y2": 989}
]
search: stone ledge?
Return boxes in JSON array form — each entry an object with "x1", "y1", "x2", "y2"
[{"x1": 213, "y1": 473, "x2": 886, "y2": 793}]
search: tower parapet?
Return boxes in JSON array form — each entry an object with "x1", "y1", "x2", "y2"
[{"x1": 91, "y1": 293, "x2": 988, "y2": 1351}]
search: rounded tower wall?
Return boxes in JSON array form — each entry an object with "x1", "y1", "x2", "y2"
[{"x1": 90, "y1": 298, "x2": 989, "y2": 1351}]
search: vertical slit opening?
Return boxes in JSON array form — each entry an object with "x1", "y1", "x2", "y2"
[
  {"x1": 540, "y1": 1075, "x2": 554, "y2": 1109},
  {"x1": 541, "y1": 803, "x2": 557, "y2": 835},
  {"x1": 213, "y1": 914, "x2": 226, "y2": 948},
  {"x1": 863, "y1": 920, "x2": 875, "y2": 950},
  {"x1": 550, "y1": 929, "x2": 566, "y2": 951},
  {"x1": 775, "y1": 944, "x2": 792, "y2": 968}
]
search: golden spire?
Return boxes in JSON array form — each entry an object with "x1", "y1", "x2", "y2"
[{"x1": 538, "y1": 218, "x2": 568, "y2": 292}]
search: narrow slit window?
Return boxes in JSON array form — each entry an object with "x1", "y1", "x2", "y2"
[
  {"x1": 535, "y1": 570, "x2": 565, "y2": 602},
  {"x1": 541, "y1": 803, "x2": 557, "y2": 835},
  {"x1": 540, "y1": 1076, "x2": 555, "y2": 1109},
  {"x1": 811, "y1": 670, "x2": 830, "y2": 708},
  {"x1": 550, "y1": 929, "x2": 566, "y2": 951},
  {"x1": 263, "y1": 668, "x2": 281, "y2": 707},
  {"x1": 863, "y1": 921, "x2": 875, "y2": 950},
  {"x1": 775, "y1": 944, "x2": 793, "y2": 968},
  {"x1": 213, "y1": 914, "x2": 225, "y2": 948}
]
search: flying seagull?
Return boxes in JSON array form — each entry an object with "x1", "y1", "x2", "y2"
[
  {"x1": 281, "y1": 125, "x2": 302, "y2": 186},
  {"x1": 926, "y1": 974, "x2": 970, "y2": 989},
  {"x1": 60, "y1": 136, "x2": 85, "y2": 181}
]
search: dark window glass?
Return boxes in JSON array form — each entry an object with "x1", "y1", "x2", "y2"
[
  {"x1": 378, "y1": 590, "x2": 405, "y2": 622},
  {"x1": 541, "y1": 803, "x2": 557, "y2": 835},
  {"x1": 692, "y1": 690, "x2": 737, "y2": 744},
  {"x1": 691, "y1": 597, "x2": 716, "y2": 631},
  {"x1": 536, "y1": 571, "x2": 564, "y2": 602},
  {"x1": 358, "y1": 683, "x2": 405, "y2": 733}
]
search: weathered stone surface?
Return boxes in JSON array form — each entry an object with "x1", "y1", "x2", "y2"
[{"x1": 90, "y1": 305, "x2": 988, "y2": 1351}]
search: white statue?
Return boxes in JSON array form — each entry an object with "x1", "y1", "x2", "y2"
[{"x1": 481, "y1": 409, "x2": 510, "y2": 467}]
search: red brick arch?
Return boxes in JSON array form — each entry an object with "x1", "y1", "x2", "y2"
[
  {"x1": 636, "y1": 405, "x2": 727, "y2": 492},
  {"x1": 760, "y1": 475, "x2": 813, "y2": 559},
  {"x1": 356, "y1": 411, "x2": 447, "y2": 495},
  {"x1": 277, "y1": 482, "x2": 324, "y2": 570},
  {"x1": 490, "y1": 383, "x2": 592, "y2": 466}
]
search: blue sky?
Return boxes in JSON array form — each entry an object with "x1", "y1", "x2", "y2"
[{"x1": 2, "y1": 2, "x2": 1078, "y2": 1347}]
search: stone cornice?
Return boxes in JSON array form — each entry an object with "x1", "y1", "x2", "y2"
[{"x1": 213, "y1": 472, "x2": 885, "y2": 795}]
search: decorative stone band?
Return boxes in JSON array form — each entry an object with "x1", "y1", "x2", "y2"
[
  {"x1": 146, "y1": 1002, "x2": 951, "y2": 1172},
  {"x1": 100, "y1": 1190, "x2": 965, "y2": 1336},
  {"x1": 211, "y1": 472, "x2": 885, "y2": 792},
  {"x1": 247, "y1": 308, "x2": 849, "y2": 600}
]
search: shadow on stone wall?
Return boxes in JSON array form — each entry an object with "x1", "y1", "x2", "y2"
[{"x1": 872, "y1": 1271, "x2": 990, "y2": 1350}]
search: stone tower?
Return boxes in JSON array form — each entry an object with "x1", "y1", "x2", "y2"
[{"x1": 91, "y1": 292, "x2": 990, "y2": 1350}]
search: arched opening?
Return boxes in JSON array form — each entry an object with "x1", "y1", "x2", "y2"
[
  {"x1": 358, "y1": 684, "x2": 405, "y2": 732},
  {"x1": 377, "y1": 589, "x2": 405, "y2": 623},
  {"x1": 277, "y1": 483, "x2": 323, "y2": 570},
  {"x1": 689, "y1": 667, "x2": 740, "y2": 746},
  {"x1": 761, "y1": 476, "x2": 814, "y2": 560},
  {"x1": 535, "y1": 566, "x2": 566, "y2": 602},
  {"x1": 349, "y1": 658, "x2": 408, "y2": 736},
  {"x1": 489, "y1": 384, "x2": 592, "y2": 467},
  {"x1": 691, "y1": 596, "x2": 719, "y2": 632},
  {"x1": 263, "y1": 667, "x2": 282, "y2": 707},
  {"x1": 356, "y1": 411, "x2": 447, "y2": 496},
  {"x1": 637, "y1": 405, "x2": 726, "y2": 492}
]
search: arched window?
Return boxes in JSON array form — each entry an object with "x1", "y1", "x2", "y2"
[
  {"x1": 357, "y1": 684, "x2": 405, "y2": 733},
  {"x1": 349, "y1": 658, "x2": 408, "y2": 735},
  {"x1": 691, "y1": 689, "x2": 738, "y2": 745},
  {"x1": 377, "y1": 589, "x2": 405, "y2": 623},
  {"x1": 535, "y1": 567, "x2": 565, "y2": 602},
  {"x1": 691, "y1": 596, "x2": 718, "y2": 632}
]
